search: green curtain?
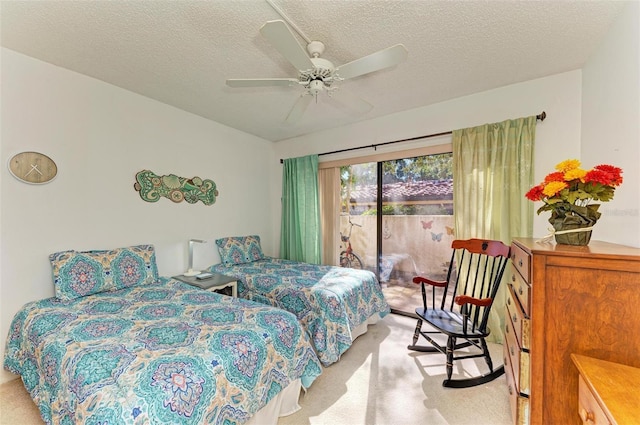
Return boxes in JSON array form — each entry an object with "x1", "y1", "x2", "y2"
[
  {"x1": 452, "y1": 115, "x2": 536, "y2": 342},
  {"x1": 280, "y1": 154, "x2": 322, "y2": 264}
]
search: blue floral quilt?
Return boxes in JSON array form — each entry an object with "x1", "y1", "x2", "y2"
[
  {"x1": 210, "y1": 258, "x2": 390, "y2": 366},
  {"x1": 4, "y1": 278, "x2": 322, "y2": 425}
]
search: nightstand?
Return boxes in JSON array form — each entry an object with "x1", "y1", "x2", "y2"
[{"x1": 173, "y1": 273, "x2": 238, "y2": 297}]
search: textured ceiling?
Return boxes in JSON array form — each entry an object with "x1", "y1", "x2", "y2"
[{"x1": 0, "y1": 1, "x2": 628, "y2": 142}]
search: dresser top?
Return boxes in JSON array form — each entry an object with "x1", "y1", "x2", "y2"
[
  {"x1": 513, "y1": 237, "x2": 640, "y2": 260},
  {"x1": 571, "y1": 354, "x2": 640, "y2": 425}
]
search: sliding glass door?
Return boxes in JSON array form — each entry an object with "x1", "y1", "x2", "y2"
[
  {"x1": 339, "y1": 152, "x2": 454, "y2": 315},
  {"x1": 379, "y1": 154, "x2": 453, "y2": 315}
]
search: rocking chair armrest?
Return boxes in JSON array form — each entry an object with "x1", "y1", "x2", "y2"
[
  {"x1": 412, "y1": 276, "x2": 447, "y2": 287},
  {"x1": 454, "y1": 295, "x2": 492, "y2": 307}
]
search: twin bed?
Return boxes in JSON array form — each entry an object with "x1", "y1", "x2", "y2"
[
  {"x1": 5, "y1": 279, "x2": 321, "y2": 425},
  {"x1": 210, "y1": 257, "x2": 390, "y2": 366},
  {"x1": 211, "y1": 235, "x2": 390, "y2": 366},
  {"x1": 4, "y1": 238, "x2": 390, "y2": 424}
]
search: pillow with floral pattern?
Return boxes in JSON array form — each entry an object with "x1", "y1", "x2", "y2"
[
  {"x1": 215, "y1": 235, "x2": 265, "y2": 265},
  {"x1": 50, "y1": 244, "x2": 159, "y2": 301}
]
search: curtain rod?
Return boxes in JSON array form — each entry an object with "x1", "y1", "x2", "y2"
[{"x1": 279, "y1": 111, "x2": 546, "y2": 163}]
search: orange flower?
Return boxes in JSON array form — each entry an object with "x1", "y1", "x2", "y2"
[
  {"x1": 555, "y1": 159, "x2": 581, "y2": 173},
  {"x1": 542, "y1": 181, "x2": 567, "y2": 197},
  {"x1": 564, "y1": 168, "x2": 587, "y2": 182}
]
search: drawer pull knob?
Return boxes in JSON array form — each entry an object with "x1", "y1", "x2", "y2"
[
  {"x1": 519, "y1": 287, "x2": 524, "y2": 295},
  {"x1": 519, "y1": 259, "x2": 523, "y2": 267},
  {"x1": 512, "y1": 314, "x2": 517, "y2": 323},
  {"x1": 511, "y1": 274, "x2": 516, "y2": 282},
  {"x1": 508, "y1": 385, "x2": 513, "y2": 395},
  {"x1": 510, "y1": 346, "x2": 515, "y2": 356},
  {"x1": 507, "y1": 297, "x2": 511, "y2": 306},
  {"x1": 579, "y1": 408, "x2": 595, "y2": 422},
  {"x1": 505, "y1": 325, "x2": 510, "y2": 334}
]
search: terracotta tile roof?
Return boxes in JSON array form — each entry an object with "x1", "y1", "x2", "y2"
[{"x1": 349, "y1": 179, "x2": 453, "y2": 203}]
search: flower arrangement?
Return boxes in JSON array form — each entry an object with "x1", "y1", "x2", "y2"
[{"x1": 525, "y1": 159, "x2": 623, "y2": 245}]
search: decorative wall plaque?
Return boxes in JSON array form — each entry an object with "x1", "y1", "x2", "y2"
[{"x1": 134, "y1": 170, "x2": 218, "y2": 205}]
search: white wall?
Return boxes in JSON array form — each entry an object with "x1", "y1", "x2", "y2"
[
  {"x1": 272, "y1": 70, "x2": 583, "y2": 240},
  {"x1": 581, "y1": 1, "x2": 640, "y2": 248},
  {"x1": 0, "y1": 48, "x2": 276, "y2": 383}
]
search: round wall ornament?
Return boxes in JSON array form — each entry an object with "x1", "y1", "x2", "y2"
[{"x1": 8, "y1": 151, "x2": 58, "y2": 184}]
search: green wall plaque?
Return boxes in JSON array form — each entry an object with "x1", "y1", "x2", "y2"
[{"x1": 134, "y1": 170, "x2": 218, "y2": 205}]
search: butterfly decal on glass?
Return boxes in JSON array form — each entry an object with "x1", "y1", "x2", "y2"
[
  {"x1": 421, "y1": 220, "x2": 434, "y2": 229},
  {"x1": 383, "y1": 223, "x2": 391, "y2": 239},
  {"x1": 431, "y1": 231, "x2": 443, "y2": 242},
  {"x1": 445, "y1": 226, "x2": 455, "y2": 236}
]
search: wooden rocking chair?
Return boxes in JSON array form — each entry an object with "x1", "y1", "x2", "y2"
[{"x1": 408, "y1": 238, "x2": 511, "y2": 388}]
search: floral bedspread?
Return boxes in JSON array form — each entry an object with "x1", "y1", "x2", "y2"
[
  {"x1": 210, "y1": 258, "x2": 390, "y2": 366},
  {"x1": 4, "y1": 279, "x2": 322, "y2": 425}
]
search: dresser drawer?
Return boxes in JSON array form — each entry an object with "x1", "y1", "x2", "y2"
[
  {"x1": 506, "y1": 284, "x2": 531, "y2": 350},
  {"x1": 509, "y1": 266, "x2": 531, "y2": 317},
  {"x1": 511, "y1": 242, "x2": 531, "y2": 283},
  {"x1": 505, "y1": 347, "x2": 530, "y2": 425},
  {"x1": 505, "y1": 312, "x2": 530, "y2": 395},
  {"x1": 578, "y1": 375, "x2": 611, "y2": 425}
]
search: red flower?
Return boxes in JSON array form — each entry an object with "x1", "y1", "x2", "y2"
[
  {"x1": 544, "y1": 172, "x2": 565, "y2": 183},
  {"x1": 525, "y1": 185, "x2": 544, "y2": 201},
  {"x1": 594, "y1": 164, "x2": 623, "y2": 186},
  {"x1": 584, "y1": 169, "x2": 613, "y2": 186}
]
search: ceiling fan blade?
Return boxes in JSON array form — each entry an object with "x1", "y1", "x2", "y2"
[
  {"x1": 326, "y1": 89, "x2": 373, "y2": 115},
  {"x1": 285, "y1": 94, "x2": 312, "y2": 124},
  {"x1": 335, "y1": 44, "x2": 408, "y2": 80},
  {"x1": 226, "y1": 78, "x2": 299, "y2": 88},
  {"x1": 260, "y1": 20, "x2": 314, "y2": 71}
]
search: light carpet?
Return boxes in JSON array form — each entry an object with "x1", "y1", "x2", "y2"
[{"x1": 0, "y1": 314, "x2": 511, "y2": 425}]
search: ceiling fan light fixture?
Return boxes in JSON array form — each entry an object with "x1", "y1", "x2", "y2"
[
  {"x1": 301, "y1": 57, "x2": 334, "y2": 82},
  {"x1": 308, "y1": 80, "x2": 324, "y2": 102}
]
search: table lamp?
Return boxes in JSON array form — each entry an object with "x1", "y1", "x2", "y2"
[{"x1": 184, "y1": 239, "x2": 206, "y2": 276}]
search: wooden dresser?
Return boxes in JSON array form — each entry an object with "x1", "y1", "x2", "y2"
[{"x1": 505, "y1": 238, "x2": 640, "y2": 425}]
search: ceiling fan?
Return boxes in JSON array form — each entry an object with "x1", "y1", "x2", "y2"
[{"x1": 226, "y1": 20, "x2": 408, "y2": 124}]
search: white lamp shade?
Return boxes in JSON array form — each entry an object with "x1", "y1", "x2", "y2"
[{"x1": 184, "y1": 239, "x2": 206, "y2": 276}]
